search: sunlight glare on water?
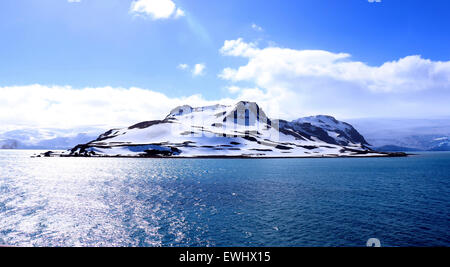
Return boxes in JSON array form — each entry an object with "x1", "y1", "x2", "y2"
[{"x1": 0, "y1": 150, "x2": 449, "y2": 247}]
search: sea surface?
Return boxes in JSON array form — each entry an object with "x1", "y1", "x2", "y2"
[{"x1": 0, "y1": 150, "x2": 449, "y2": 247}]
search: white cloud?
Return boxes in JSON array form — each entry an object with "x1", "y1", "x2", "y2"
[
  {"x1": 192, "y1": 63, "x2": 206, "y2": 76},
  {"x1": 178, "y1": 63, "x2": 206, "y2": 77},
  {"x1": 251, "y1": 23, "x2": 263, "y2": 32},
  {"x1": 0, "y1": 85, "x2": 236, "y2": 131},
  {"x1": 219, "y1": 38, "x2": 450, "y2": 119},
  {"x1": 130, "y1": 0, "x2": 184, "y2": 20},
  {"x1": 220, "y1": 38, "x2": 450, "y2": 93},
  {"x1": 177, "y1": 63, "x2": 189, "y2": 70},
  {"x1": 67, "y1": 0, "x2": 81, "y2": 2},
  {"x1": 227, "y1": 86, "x2": 241, "y2": 94},
  {"x1": 226, "y1": 85, "x2": 262, "y2": 96},
  {"x1": 220, "y1": 38, "x2": 258, "y2": 57},
  {"x1": 368, "y1": 0, "x2": 382, "y2": 2}
]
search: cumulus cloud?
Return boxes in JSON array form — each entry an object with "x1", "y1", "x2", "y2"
[
  {"x1": 368, "y1": 0, "x2": 382, "y2": 2},
  {"x1": 192, "y1": 63, "x2": 206, "y2": 76},
  {"x1": 130, "y1": 0, "x2": 185, "y2": 20},
  {"x1": 0, "y1": 85, "x2": 237, "y2": 131},
  {"x1": 220, "y1": 38, "x2": 450, "y2": 93},
  {"x1": 219, "y1": 38, "x2": 450, "y2": 119}
]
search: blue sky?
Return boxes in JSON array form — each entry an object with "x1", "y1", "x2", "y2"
[{"x1": 1, "y1": 0, "x2": 450, "y2": 130}]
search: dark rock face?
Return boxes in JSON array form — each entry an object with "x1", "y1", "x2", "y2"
[
  {"x1": 128, "y1": 120, "x2": 168, "y2": 130},
  {"x1": 95, "y1": 129, "x2": 120, "y2": 142},
  {"x1": 70, "y1": 144, "x2": 89, "y2": 154},
  {"x1": 144, "y1": 147, "x2": 181, "y2": 157},
  {"x1": 275, "y1": 145, "x2": 292, "y2": 150},
  {"x1": 387, "y1": 152, "x2": 408, "y2": 157},
  {"x1": 338, "y1": 123, "x2": 370, "y2": 146},
  {"x1": 282, "y1": 121, "x2": 340, "y2": 145},
  {"x1": 281, "y1": 116, "x2": 370, "y2": 146},
  {"x1": 243, "y1": 136, "x2": 258, "y2": 142}
]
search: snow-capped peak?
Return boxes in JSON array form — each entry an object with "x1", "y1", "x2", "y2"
[{"x1": 289, "y1": 115, "x2": 369, "y2": 146}]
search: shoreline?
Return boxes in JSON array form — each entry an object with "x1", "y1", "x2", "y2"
[{"x1": 36, "y1": 152, "x2": 410, "y2": 159}]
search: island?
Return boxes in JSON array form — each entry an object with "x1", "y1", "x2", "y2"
[{"x1": 40, "y1": 101, "x2": 407, "y2": 158}]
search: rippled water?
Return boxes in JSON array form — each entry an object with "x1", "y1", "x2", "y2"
[{"x1": 0, "y1": 150, "x2": 449, "y2": 247}]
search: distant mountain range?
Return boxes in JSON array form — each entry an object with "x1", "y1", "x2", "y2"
[
  {"x1": 0, "y1": 128, "x2": 101, "y2": 150},
  {"x1": 62, "y1": 101, "x2": 392, "y2": 158},
  {"x1": 347, "y1": 118, "x2": 450, "y2": 151}
]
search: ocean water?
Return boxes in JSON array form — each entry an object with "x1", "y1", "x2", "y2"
[{"x1": 0, "y1": 150, "x2": 449, "y2": 247}]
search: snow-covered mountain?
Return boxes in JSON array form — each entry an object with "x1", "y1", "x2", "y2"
[
  {"x1": 286, "y1": 115, "x2": 369, "y2": 146},
  {"x1": 62, "y1": 101, "x2": 397, "y2": 158}
]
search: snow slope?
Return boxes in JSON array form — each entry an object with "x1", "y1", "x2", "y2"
[{"x1": 65, "y1": 101, "x2": 392, "y2": 158}]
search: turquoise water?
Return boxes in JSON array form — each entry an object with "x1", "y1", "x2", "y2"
[{"x1": 0, "y1": 150, "x2": 449, "y2": 247}]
